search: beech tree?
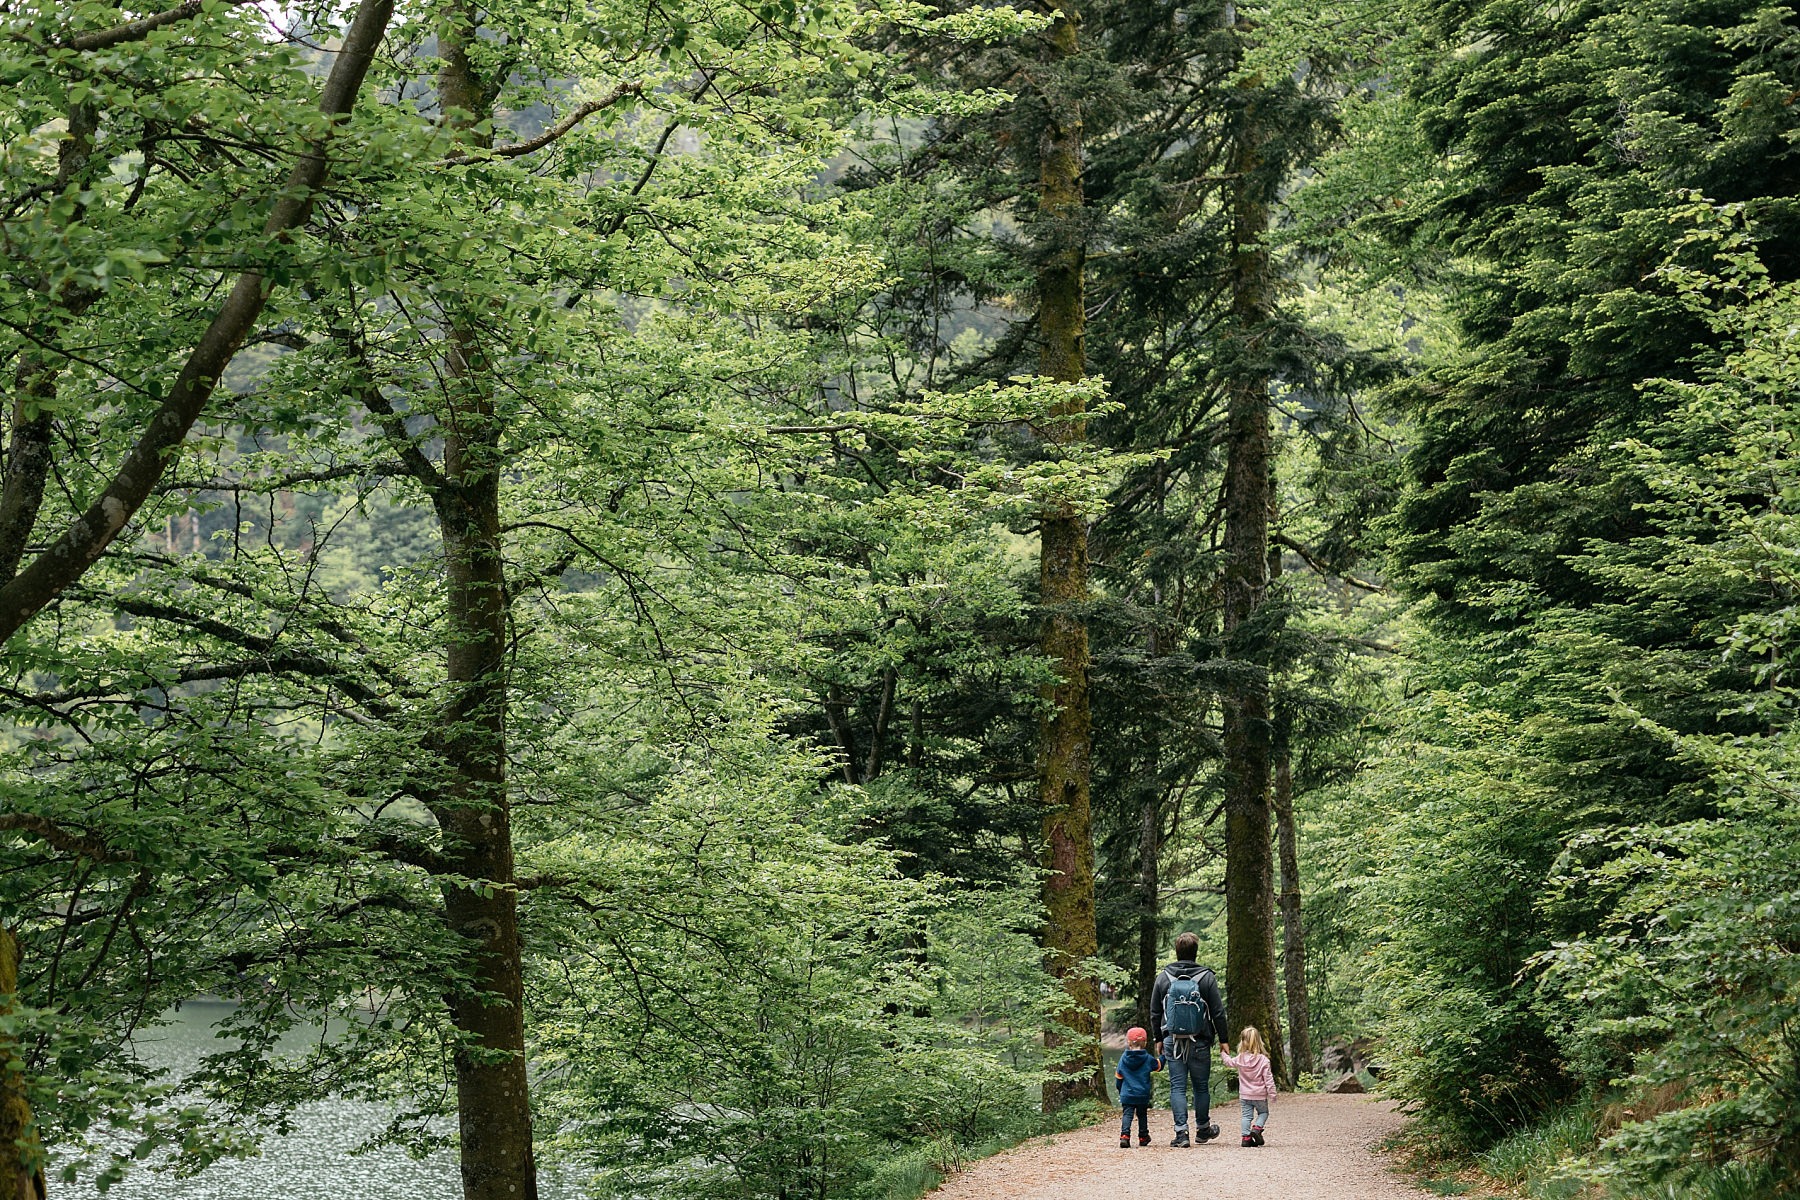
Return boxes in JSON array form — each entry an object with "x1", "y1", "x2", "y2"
[
  {"x1": 2, "y1": 4, "x2": 398, "y2": 1192},
  {"x1": 3, "y1": 4, "x2": 1101, "y2": 1196}
]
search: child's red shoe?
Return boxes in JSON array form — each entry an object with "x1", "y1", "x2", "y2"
[
  {"x1": 1137, "y1": 1134, "x2": 1150, "y2": 1146},
  {"x1": 1241, "y1": 1135, "x2": 1256, "y2": 1147},
  {"x1": 1119, "y1": 1135, "x2": 1131, "y2": 1149}
]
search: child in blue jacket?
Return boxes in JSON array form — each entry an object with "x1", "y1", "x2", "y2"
[{"x1": 1115, "y1": 1026, "x2": 1163, "y2": 1147}]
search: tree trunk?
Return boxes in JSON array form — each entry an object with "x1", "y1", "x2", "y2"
[
  {"x1": 1270, "y1": 519, "x2": 1310, "y2": 1081},
  {"x1": 0, "y1": 929, "x2": 45, "y2": 1200},
  {"x1": 1135, "y1": 789, "x2": 1160, "y2": 1033},
  {"x1": 429, "y1": 21, "x2": 538, "y2": 1199},
  {"x1": 1036, "y1": 0, "x2": 1105, "y2": 1112},
  {"x1": 1273, "y1": 714, "x2": 1311, "y2": 1081},
  {"x1": 429, "y1": 341, "x2": 538, "y2": 1200},
  {"x1": 1219, "y1": 14, "x2": 1285, "y2": 1087}
]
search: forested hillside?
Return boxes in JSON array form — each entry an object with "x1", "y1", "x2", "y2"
[{"x1": 1, "y1": 2, "x2": 1795, "y2": 1199}]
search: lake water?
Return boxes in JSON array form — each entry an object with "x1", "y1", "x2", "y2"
[{"x1": 57, "y1": 1001, "x2": 508, "y2": 1200}]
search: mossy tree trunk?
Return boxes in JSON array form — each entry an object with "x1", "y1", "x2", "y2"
[
  {"x1": 1219, "y1": 11, "x2": 1285, "y2": 1086},
  {"x1": 0, "y1": 929, "x2": 45, "y2": 1200},
  {"x1": 1036, "y1": 0, "x2": 1105, "y2": 1112}
]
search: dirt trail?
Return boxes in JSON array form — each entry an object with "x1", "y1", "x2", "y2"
[{"x1": 928, "y1": 1094, "x2": 1429, "y2": 1200}]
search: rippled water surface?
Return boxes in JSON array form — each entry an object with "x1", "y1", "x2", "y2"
[{"x1": 58, "y1": 1001, "x2": 543, "y2": 1200}]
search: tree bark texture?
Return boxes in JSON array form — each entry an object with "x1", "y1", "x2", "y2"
[
  {"x1": 0, "y1": 929, "x2": 45, "y2": 1200},
  {"x1": 1219, "y1": 39, "x2": 1286, "y2": 1087},
  {"x1": 1036, "y1": 0, "x2": 1104, "y2": 1112},
  {"x1": 0, "y1": 100, "x2": 96, "y2": 590},
  {"x1": 0, "y1": 0, "x2": 394, "y2": 645},
  {"x1": 428, "y1": 19, "x2": 538, "y2": 1199}
]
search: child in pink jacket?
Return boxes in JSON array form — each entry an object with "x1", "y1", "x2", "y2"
[{"x1": 1220, "y1": 1026, "x2": 1275, "y2": 1146}]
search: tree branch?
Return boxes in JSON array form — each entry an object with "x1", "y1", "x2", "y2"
[
  {"x1": 442, "y1": 82, "x2": 644, "y2": 165},
  {"x1": 356, "y1": 384, "x2": 450, "y2": 499},
  {"x1": 365, "y1": 832, "x2": 452, "y2": 876},
  {"x1": 1272, "y1": 533, "x2": 1387, "y2": 594},
  {"x1": 0, "y1": 0, "x2": 396, "y2": 645},
  {"x1": 112, "y1": 555, "x2": 425, "y2": 702},
  {"x1": 0, "y1": 814, "x2": 136, "y2": 863},
  {"x1": 64, "y1": 0, "x2": 261, "y2": 52},
  {"x1": 98, "y1": 593, "x2": 401, "y2": 716},
  {"x1": 154, "y1": 460, "x2": 411, "y2": 494}
]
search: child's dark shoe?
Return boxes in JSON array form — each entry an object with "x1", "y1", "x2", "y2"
[
  {"x1": 1119, "y1": 1135, "x2": 1131, "y2": 1149},
  {"x1": 1251, "y1": 1126, "x2": 1265, "y2": 1146},
  {"x1": 1137, "y1": 1134, "x2": 1151, "y2": 1146},
  {"x1": 1241, "y1": 1135, "x2": 1256, "y2": 1147}
]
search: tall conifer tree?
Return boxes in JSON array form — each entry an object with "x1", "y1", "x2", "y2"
[{"x1": 1035, "y1": 0, "x2": 1106, "y2": 1111}]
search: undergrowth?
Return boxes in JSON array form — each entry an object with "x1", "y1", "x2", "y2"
[
  {"x1": 859, "y1": 1100, "x2": 1104, "y2": 1200},
  {"x1": 1477, "y1": 1106, "x2": 1593, "y2": 1198},
  {"x1": 1447, "y1": 1100, "x2": 1794, "y2": 1200}
]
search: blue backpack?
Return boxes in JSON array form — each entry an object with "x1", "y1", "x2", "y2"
[{"x1": 1163, "y1": 967, "x2": 1213, "y2": 1041}]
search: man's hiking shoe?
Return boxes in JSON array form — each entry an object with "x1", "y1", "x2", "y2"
[
  {"x1": 1170, "y1": 1130, "x2": 1190, "y2": 1148},
  {"x1": 1137, "y1": 1134, "x2": 1151, "y2": 1146},
  {"x1": 1119, "y1": 1135, "x2": 1131, "y2": 1149},
  {"x1": 1196, "y1": 1123, "x2": 1220, "y2": 1142},
  {"x1": 1250, "y1": 1126, "x2": 1265, "y2": 1146}
]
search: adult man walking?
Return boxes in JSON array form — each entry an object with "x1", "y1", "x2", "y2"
[{"x1": 1148, "y1": 931, "x2": 1230, "y2": 1146}]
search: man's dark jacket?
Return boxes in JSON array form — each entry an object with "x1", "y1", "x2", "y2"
[{"x1": 1148, "y1": 959, "x2": 1229, "y2": 1046}]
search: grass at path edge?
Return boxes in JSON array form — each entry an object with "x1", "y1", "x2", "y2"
[{"x1": 863, "y1": 1100, "x2": 1108, "y2": 1200}]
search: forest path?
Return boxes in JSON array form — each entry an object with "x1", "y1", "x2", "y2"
[{"x1": 928, "y1": 1094, "x2": 1428, "y2": 1200}]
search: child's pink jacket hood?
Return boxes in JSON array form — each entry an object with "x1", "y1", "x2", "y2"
[{"x1": 1220, "y1": 1048, "x2": 1276, "y2": 1100}]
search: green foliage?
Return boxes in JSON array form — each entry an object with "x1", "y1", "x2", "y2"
[
  {"x1": 1540, "y1": 803, "x2": 1800, "y2": 1189},
  {"x1": 1329, "y1": 691, "x2": 1578, "y2": 1149},
  {"x1": 1525, "y1": 209, "x2": 1800, "y2": 1188},
  {"x1": 1476, "y1": 1106, "x2": 1594, "y2": 1197},
  {"x1": 1294, "y1": 0, "x2": 1800, "y2": 1180},
  {"x1": 1376, "y1": 0, "x2": 1800, "y2": 626},
  {"x1": 47, "y1": 0, "x2": 1800, "y2": 1196},
  {"x1": 3, "y1": 1, "x2": 1095, "y2": 1194},
  {"x1": 1317, "y1": 50, "x2": 1800, "y2": 1169},
  {"x1": 526, "y1": 764, "x2": 1057, "y2": 1198}
]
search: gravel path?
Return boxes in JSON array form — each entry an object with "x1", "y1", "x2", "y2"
[{"x1": 928, "y1": 1094, "x2": 1429, "y2": 1200}]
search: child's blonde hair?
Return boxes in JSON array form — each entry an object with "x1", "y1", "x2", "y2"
[{"x1": 1238, "y1": 1026, "x2": 1266, "y2": 1055}]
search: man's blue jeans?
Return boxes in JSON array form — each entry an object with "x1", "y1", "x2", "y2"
[{"x1": 1162, "y1": 1038, "x2": 1211, "y2": 1133}]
